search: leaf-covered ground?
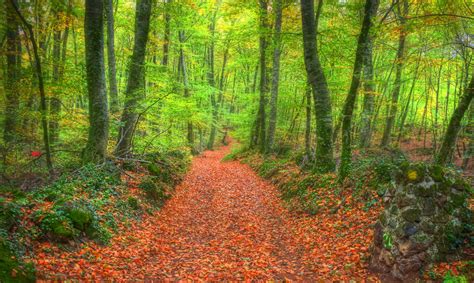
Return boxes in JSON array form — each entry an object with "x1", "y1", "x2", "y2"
[{"x1": 35, "y1": 145, "x2": 382, "y2": 280}]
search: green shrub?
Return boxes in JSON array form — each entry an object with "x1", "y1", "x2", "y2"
[
  {"x1": 127, "y1": 197, "x2": 140, "y2": 210},
  {"x1": 0, "y1": 237, "x2": 35, "y2": 282},
  {"x1": 139, "y1": 177, "x2": 170, "y2": 206}
]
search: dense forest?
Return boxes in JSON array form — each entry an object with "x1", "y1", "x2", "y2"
[{"x1": 0, "y1": 0, "x2": 473, "y2": 281}]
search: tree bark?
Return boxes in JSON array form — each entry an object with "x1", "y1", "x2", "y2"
[
  {"x1": 162, "y1": 0, "x2": 171, "y2": 66},
  {"x1": 4, "y1": 0, "x2": 21, "y2": 144},
  {"x1": 207, "y1": 10, "x2": 218, "y2": 149},
  {"x1": 359, "y1": 32, "x2": 375, "y2": 148},
  {"x1": 300, "y1": 0, "x2": 335, "y2": 172},
  {"x1": 436, "y1": 72, "x2": 474, "y2": 166},
  {"x1": 9, "y1": 0, "x2": 53, "y2": 170},
  {"x1": 106, "y1": 0, "x2": 119, "y2": 113},
  {"x1": 116, "y1": 0, "x2": 152, "y2": 157},
  {"x1": 178, "y1": 30, "x2": 194, "y2": 147},
  {"x1": 266, "y1": 0, "x2": 283, "y2": 153},
  {"x1": 339, "y1": 0, "x2": 379, "y2": 180},
  {"x1": 254, "y1": 0, "x2": 269, "y2": 153},
  {"x1": 381, "y1": 0, "x2": 408, "y2": 147},
  {"x1": 83, "y1": 0, "x2": 109, "y2": 163}
]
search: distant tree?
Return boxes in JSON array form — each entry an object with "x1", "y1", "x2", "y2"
[
  {"x1": 116, "y1": 0, "x2": 153, "y2": 157},
  {"x1": 106, "y1": 0, "x2": 119, "y2": 113},
  {"x1": 300, "y1": 0, "x2": 335, "y2": 172},
  {"x1": 339, "y1": 0, "x2": 379, "y2": 180},
  {"x1": 436, "y1": 72, "x2": 474, "y2": 166},
  {"x1": 83, "y1": 0, "x2": 109, "y2": 163},
  {"x1": 266, "y1": 0, "x2": 283, "y2": 153}
]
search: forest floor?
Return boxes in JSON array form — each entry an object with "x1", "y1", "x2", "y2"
[{"x1": 34, "y1": 143, "x2": 382, "y2": 281}]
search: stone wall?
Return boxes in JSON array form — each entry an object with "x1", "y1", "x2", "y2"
[{"x1": 369, "y1": 163, "x2": 472, "y2": 282}]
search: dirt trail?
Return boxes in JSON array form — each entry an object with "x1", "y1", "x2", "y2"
[{"x1": 36, "y1": 144, "x2": 317, "y2": 280}]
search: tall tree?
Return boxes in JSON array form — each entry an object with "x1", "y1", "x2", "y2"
[
  {"x1": 207, "y1": 3, "x2": 220, "y2": 149},
  {"x1": 266, "y1": 0, "x2": 283, "y2": 153},
  {"x1": 300, "y1": 0, "x2": 335, "y2": 172},
  {"x1": 436, "y1": 71, "x2": 474, "y2": 166},
  {"x1": 4, "y1": 0, "x2": 21, "y2": 144},
  {"x1": 339, "y1": 0, "x2": 379, "y2": 180},
  {"x1": 178, "y1": 30, "x2": 194, "y2": 147},
  {"x1": 380, "y1": 0, "x2": 408, "y2": 147},
  {"x1": 9, "y1": 0, "x2": 53, "y2": 170},
  {"x1": 116, "y1": 0, "x2": 152, "y2": 156},
  {"x1": 83, "y1": 0, "x2": 109, "y2": 163},
  {"x1": 49, "y1": 6, "x2": 62, "y2": 144},
  {"x1": 254, "y1": 0, "x2": 269, "y2": 153},
  {"x1": 358, "y1": 25, "x2": 376, "y2": 148},
  {"x1": 106, "y1": 0, "x2": 119, "y2": 112},
  {"x1": 162, "y1": 0, "x2": 171, "y2": 66}
]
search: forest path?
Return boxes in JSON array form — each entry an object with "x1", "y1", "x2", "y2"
[
  {"x1": 133, "y1": 143, "x2": 310, "y2": 280},
  {"x1": 36, "y1": 144, "x2": 314, "y2": 280}
]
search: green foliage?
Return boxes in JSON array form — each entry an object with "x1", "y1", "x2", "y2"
[
  {"x1": 139, "y1": 177, "x2": 170, "y2": 206},
  {"x1": 443, "y1": 271, "x2": 468, "y2": 283},
  {"x1": 383, "y1": 232, "x2": 393, "y2": 249},
  {"x1": 0, "y1": 236, "x2": 35, "y2": 282}
]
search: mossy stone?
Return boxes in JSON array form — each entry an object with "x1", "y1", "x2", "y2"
[
  {"x1": 401, "y1": 208, "x2": 421, "y2": 223},
  {"x1": 0, "y1": 240, "x2": 35, "y2": 282}
]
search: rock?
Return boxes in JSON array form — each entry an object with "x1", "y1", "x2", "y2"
[{"x1": 401, "y1": 207, "x2": 421, "y2": 223}]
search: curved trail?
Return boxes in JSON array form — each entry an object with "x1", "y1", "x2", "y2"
[{"x1": 36, "y1": 144, "x2": 378, "y2": 281}]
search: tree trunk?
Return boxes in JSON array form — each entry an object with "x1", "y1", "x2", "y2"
[
  {"x1": 9, "y1": 0, "x2": 53, "y2": 170},
  {"x1": 116, "y1": 0, "x2": 152, "y2": 157},
  {"x1": 207, "y1": 9, "x2": 218, "y2": 149},
  {"x1": 305, "y1": 81, "x2": 312, "y2": 158},
  {"x1": 339, "y1": 0, "x2": 379, "y2": 180},
  {"x1": 162, "y1": 0, "x2": 171, "y2": 66},
  {"x1": 178, "y1": 30, "x2": 194, "y2": 147},
  {"x1": 359, "y1": 32, "x2": 375, "y2": 148},
  {"x1": 4, "y1": 0, "x2": 21, "y2": 143},
  {"x1": 266, "y1": 0, "x2": 283, "y2": 153},
  {"x1": 436, "y1": 72, "x2": 474, "y2": 166},
  {"x1": 49, "y1": 26, "x2": 61, "y2": 144},
  {"x1": 300, "y1": 0, "x2": 335, "y2": 172},
  {"x1": 106, "y1": 0, "x2": 119, "y2": 113},
  {"x1": 255, "y1": 0, "x2": 269, "y2": 153},
  {"x1": 83, "y1": 0, "x2": 109, "y2": 163},
  {"x1": 381, "y1": 0, "x2": 408, "y2": 147}
]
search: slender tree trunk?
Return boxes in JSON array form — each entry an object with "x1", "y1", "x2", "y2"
[
  {"x1": 436, "y1": 72, "x2": 474, "y2": 166},
  {"x1": 266, "y1": 0, "x2": 283, "y2": 153},
  {"x1": 106, "y1": 0, "x2": 119, "y2": 113},
  {"x1": 178, "y1": 30, "x2": 194, "y2": 147},
  {"x1": 255, "y1": 0, "x2": 269, "y2": 153},
  {"x1": 116, "y1": 0, "x2": 152, "y2": 156},
  {"x1": 10, "y1": 0, "x2": 53, "y2": 170},
  {"x1": 359, "y1": 33, "x2": 375, "y2": 148},
  {"x1": 300, "y1": 0, "x2": 335, "y2": 172},
  {"x1": 339, "y1": 0, "x2": 379, "y2": 180},
  {"x1": 83, "y1": 0, "x2": 109, "y2": 163},
  {"x1": 381, "y1": 0, "x2": 408, "y2": 147},
  {"x1": 4, "y1": 0, "x2": 21, "y2": 143},
  {"x1": 305, "y1": 81, "x2": 312, "y2": 158},
  {"x1": 162, "y1": 0, "x2": 171, "y2": 66},
  {"x1": 207, "y1": 8, "x2": 218, "y2": 149},
  {"x1": 49, "y1": 26, "x2": 61, "y2": 144}
]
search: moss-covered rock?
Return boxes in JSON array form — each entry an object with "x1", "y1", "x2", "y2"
[{"x1": 370, "y1": 162, "x2": 472, "y2": 282}]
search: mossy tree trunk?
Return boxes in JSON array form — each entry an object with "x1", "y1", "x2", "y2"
[
  {"x1": 4, "y1": 0, "x2": 21, "y2": 144},
  {"x1": 339, "y1": 0, "x2": 379, "y2": 180},
  {"x1": 436, "y1": 72, "x2": 474, "y2": 166},
  {"x1": 83, "y1": 0, "x2": 109, "y2": 163},
  {"x1": 381, "y1": 0, "x2": 408, "y2": 147},
  {"x1": 266, "y1": 0, "x2": 283, "y2": 153},
  {"x1": 116, "y1": 0, "x2": 152, "y2": 157},
  {"x1": 359, "y1": 33, "x2": 375, "y2": 148},
  {"x1": 300, "y1": 0, "x2": 335, "y2": 172},
  {"x1": 105, "y1": 0, "x2": 119, "y2": 113}
]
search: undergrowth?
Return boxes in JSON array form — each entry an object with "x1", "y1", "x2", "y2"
[{"x1": 0, "y1": 148, "x2": 191, "y2": 281}]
